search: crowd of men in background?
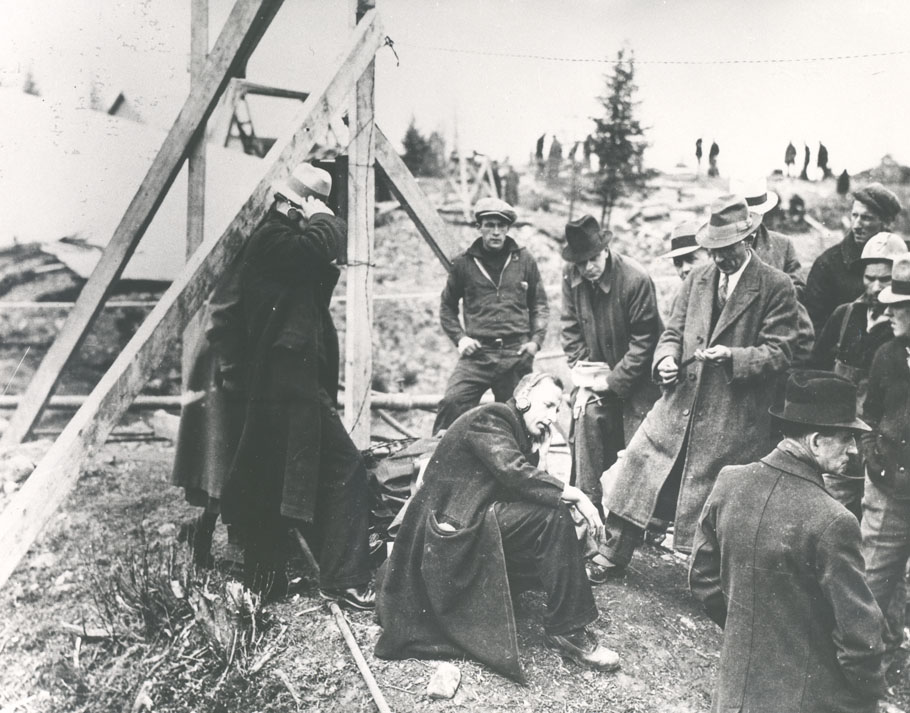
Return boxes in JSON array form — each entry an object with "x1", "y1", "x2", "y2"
[{"x1": 172, "y1": 160, "x2": 910, "y2": 711}]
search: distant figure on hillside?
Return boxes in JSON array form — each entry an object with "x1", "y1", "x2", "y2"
[
  {"x1": 547, "y1": 135, "x2": 563, "y2": 185},
  {"x1": 800, "y1": 144, "x2": 811, "y2": 180},
  {"x1": 817, "y1": 142, "x2": 832, "y2": 179},
  {"x1": 708, "y1": 140, "x2": 719, "y2": 177},
  {"x1": 789, "y1": 194, "x2": 806, "y2": 225},
  {"x1": 838, "y1": 170, "x2": 851, "y2": 197},
  {"x1": 784, "y1": 142, "x2": 797, "y2": 177},
  {"x1": 695, "y1": 138, "x2": 703, "y2": 174},
  {"x1": 434, "y1": 197, "x2": 549, "y2": 434},
  {"x1": 503, "y1": 161, "x2": 520, "y2": 206},
  {"x1": 535, "y1": 134, "x2": 546, "y2": 177}
]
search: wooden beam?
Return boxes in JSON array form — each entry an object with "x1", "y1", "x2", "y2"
[
  {"x1": 0, "y1": 10, "x2": 385, "y2": 589},
  {"x1": 374, "y1": 126, "x2": 460, "y2": 269},
  {"x1": 0, "y1": 0, "x2": 285, "y2": 448},
  {"x1": 344, "y1": 0, "x2": 377, "y2": 448},
  {"x1": 183, "y1": 0, "x2": 209, "y2": 391}
]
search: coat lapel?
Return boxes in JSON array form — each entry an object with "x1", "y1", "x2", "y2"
[
  {"x1": 692, "y1": 268, "x2": 714, "y2": 346},
  {"x1": 709, "y1": 258, "x2": 760, "y2": 345}
]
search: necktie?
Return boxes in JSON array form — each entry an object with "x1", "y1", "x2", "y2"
[{"x1": 717, "y1": 272, "x2": 728, "y2": 310}]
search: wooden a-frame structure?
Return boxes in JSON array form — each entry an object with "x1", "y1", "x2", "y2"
[{"x1": 0, "y1": 0, "x2": 461, "y2": 589}]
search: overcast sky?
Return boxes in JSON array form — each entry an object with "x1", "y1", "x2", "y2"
[{"x1": 2, "y1": 0, "x2": 909, "y2": 178}]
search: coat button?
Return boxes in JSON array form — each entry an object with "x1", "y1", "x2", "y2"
[
  {"x1": 688, "y1": 373, "x2": 696, "y2": 381},
  {"x1": 696, "y1": 336, "x2": 704, "y2": 343},
  {"x1": 683, "y1": 408, "x2": 690, "y2": 416}
]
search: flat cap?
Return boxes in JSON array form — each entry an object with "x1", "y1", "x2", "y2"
[
  {"x1": 853, "y1": 183, "x2": 902, "y2": 222},
  {"x1": 474, "y1": 197, "x2": 517, "y2": 224}
]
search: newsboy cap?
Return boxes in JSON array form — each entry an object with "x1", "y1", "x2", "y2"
[
  {"x1": 853, "y1": 183, "x2": 902, "y2": 222},
  {"x1": 474, "y1": 197, "x2": 517, "y2": 224}
]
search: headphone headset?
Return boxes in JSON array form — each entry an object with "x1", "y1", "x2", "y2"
[{"x1": 514, "y1": 372, "x2": 554, "y2": 413}]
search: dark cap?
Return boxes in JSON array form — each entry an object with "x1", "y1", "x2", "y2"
[
  {"x1": 562, "y1": 215, "x2": 610, "y2": 263},
  {"x1": 769, "y1": 370, "x2": 870, "y2": 431},
  {"x1": 853, "y1": 183, "x2": 902, "y2": 222}
]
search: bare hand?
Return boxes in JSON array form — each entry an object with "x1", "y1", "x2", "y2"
[
  {"x1": 301, "y1": 195, "x2": 333, "y2": 218},
  {"x1": 562, "y1": 485, "x2": 605, "y2": 542},
  {"x1": 518, "y1": 341, "x2": 539, "y2": 357},
  {"x1": 457, "y1": 336, "x2": 482, "y2": 356},
  {"x1": 695, "y1": 346, "x2": 731, "y2": 363},
  {"x1": 657, "y1": 356, "x2": 679, "y2": 385}
]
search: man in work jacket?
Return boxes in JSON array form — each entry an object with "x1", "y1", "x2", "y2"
[
  {"x1": 811, "y1": 231, "x2": 908, "y2": 519},
  {"x1": 434, "y1": 197, "x2": 549, "y2": 434}
]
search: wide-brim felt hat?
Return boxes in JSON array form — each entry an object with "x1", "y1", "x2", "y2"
[
  {"x1": 562, "y1": 214, "x2": 609, "y2": 262},
  {"x1": 696, "y1": 194, "x2": 763, "y2": 249},
  {"x1": 769, "y1": 370, "x2": 871, "y2": 431},
  {"x1": 729, "y1": 177, "x2": 779, "y2": 215},
  {"x1": 660, "y1": 220, "x2": 704, "y2": 258},
  {"x1": 474, "y1": 197, "x2": 517, "y2": 224},
  {"x1": 272, "y1": 163, "x2": 332, "y2": 204},
  {"x1": 879, "y1": 254, "x2": 910, "y2": 304}
]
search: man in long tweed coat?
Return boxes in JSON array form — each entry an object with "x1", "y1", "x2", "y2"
[
  {"x1": 599, "y1": 195, "x2": 800, "y2": 569},
  {"x1": 690, "y1": 371, "x2": 886, "y2": 713}
]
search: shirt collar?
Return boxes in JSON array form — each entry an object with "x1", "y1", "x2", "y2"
[{"x1": 721, "y1": 249, "x2": 752, "y2": 297}]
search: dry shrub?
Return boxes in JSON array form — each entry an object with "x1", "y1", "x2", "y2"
[{"x1": 54, "y1": 539, "x2": 279, "y2": 713}]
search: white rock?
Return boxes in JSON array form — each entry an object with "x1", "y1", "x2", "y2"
[{"x1": 427, "y1": 662, "x2": 461, "y2": 699}]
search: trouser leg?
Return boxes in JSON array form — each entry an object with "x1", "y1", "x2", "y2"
[
  {"x1": 301, "y1": 394, "x2": 372, "y2": 590},
  {"x1": 494, "y1": 501, "x2": 598, "y2": 635},
  {"x1": 599, "y1": 512, "x2": 644, "y2": 567},
  {"x1": 433, "y1": 352, "x2": 498, "y2": 434},
  {"x1": 861, "y1": 478, "x2": 910, "y2": 654},
  {"x1": 489, "y1": 352, "x2": 534, "y2": 403},
  {"x1": 571, "y1": 395, "x2": 624, "y2": 516}
]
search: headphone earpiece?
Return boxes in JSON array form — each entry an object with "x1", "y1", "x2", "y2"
[
  {"x1": 515, "y1": 396, "x2": 530, "y2": 412},
  {"x1": 514, "y1": 371, "x2": 551, "y2": 413}
]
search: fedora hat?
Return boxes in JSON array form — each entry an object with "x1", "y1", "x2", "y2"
[
  {"x1": 562, "y1": 215, "x2": 609, "y2": 262},
  {"x1": 860, "y1": 231, "x2": 909, "y2": 264},
  {"x1": 474, "y1": 197, "x2": 517, "y2": 225},
  {"x1": 729, "y1": 177, "x2": 779, "y2": 215},
  {"x1": 696, "y1": 194, "x2": 763, "y2": 249},
  {"x1": 660, "y1": 220, "x2": 704, "y2": 259},
  {"x1": 878, "y1": 254, "x2": 910, "y2": 304},
  {"x1": 769, "y1": 370, "x2": 870, "y2": 432},
  {"x1": 272, "y1": 163, "x2": 332, "y2": 204}
]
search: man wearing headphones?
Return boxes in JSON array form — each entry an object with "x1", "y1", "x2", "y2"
[
  {"x1": 376, "y1": 372, "x2": 621, "y2": 680},
  {"x1": 434, "y1": 197, "x2": 549, "y2": 434}
]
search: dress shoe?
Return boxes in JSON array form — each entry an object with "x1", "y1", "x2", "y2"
[
  {"x1": 546, "y1": 627, "x2": 621, "y2": 671},
  {"x1": 320, "y1": 583, "x2": 376, "y2": 611}
]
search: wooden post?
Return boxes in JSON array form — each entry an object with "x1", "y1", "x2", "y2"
[
  {"x1": 0, "y1": 10, "x2": 385, "y2": 589},
  {"x1": 344, "y1": 0, "x2": 376, "y2": 448},
  {"x1": 0, "y1": 0, "x2": 285, "y2": 447},
  {"x1": 184, "y1": 0, "x2": 209, "y2": 390}
]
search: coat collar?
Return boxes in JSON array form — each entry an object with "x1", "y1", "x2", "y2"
[
  {"x1": 759, "y1": 446, "x2": 826, "y2": 489},
  {"x1": 839, "y1": 230, "x2": 864, "y2": 267},
  {"x1": 709, "y1": 253, "x2": 760, "y2": 344},
  {"x1": 568, "y1": 250, "x2": 615, "y2": 293}
]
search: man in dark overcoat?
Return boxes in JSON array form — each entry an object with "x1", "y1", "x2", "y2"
[
  {"x1": 803, "y1": 182, "x2": 902, "y2": 333},
  {"x1": 434, "y1": 197, "x2": 549, "y2": 433},
  {"x1": 216, "y1": 163, "x2": 373, "y2": 607},
  {"x1": 599, "y1": 195, "x2": 800, "y2": 568},
  {"x1": 690, "y1": 371, "x2": 886, "y2": 713},
  {"x1": 375, "y1": 373, "x2": 620, "y2": 680},
  {"x1": 560, "y1": 214, "x2": 662, "y2": 525}
]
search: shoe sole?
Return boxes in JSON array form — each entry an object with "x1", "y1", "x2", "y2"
[{"x1": 318, "y1": 590, "x2": 375, "y2": 611}]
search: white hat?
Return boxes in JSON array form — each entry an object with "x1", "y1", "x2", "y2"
[
  {"x1": 729, "y1": 177, "x2": 779, "y2": 215},
  {"x1": 272, "y1": 163, "x2": 332, "y2": 205},
  {"x1": 860, "y1": 232, "x2": 909, "y2": 263}
]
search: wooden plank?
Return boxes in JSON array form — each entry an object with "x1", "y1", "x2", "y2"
[
  {"x1": 374, "y1": 126, "x2": 460, "y2": 269},
  {"x1": 183, "y1": 0, "x2": 209, "y2": 391},
  {"x1": 344, "y1": 0, "x2": 377, "y2": 448},
  {"x1": 0, "y1": 0, "x2": 285, "y2": 448},
  {"x1": 0, "y1": 11, "x2": 385, "y2": 589}
]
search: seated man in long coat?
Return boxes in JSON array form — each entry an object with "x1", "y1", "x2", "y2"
[
  {"x1": 375, "y1": 373, "x2": 620, "y2": 681},
  {"x1": 599, "y1": 195, "x2": 800, "y2": 569},
  {"x1": 690, "y1": 371, "x2": 886, "y2": 713}
]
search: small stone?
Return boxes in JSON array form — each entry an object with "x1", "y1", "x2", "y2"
[
  {"x1": 426, "y1": 662, "x2": 461, "y2": 700},
  {"x1": 679, "y1": 616, "x2": 696, "y2": 631},
  {"x1": 157, "y1": 522, "x2": 177, "y2": 537}
]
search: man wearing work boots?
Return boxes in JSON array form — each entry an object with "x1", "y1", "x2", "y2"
[{"x1": 434, "y1": 197, "x2": 549, "y2": 434}]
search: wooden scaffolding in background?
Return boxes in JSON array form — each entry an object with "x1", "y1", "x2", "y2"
[{"x1": 0, "y1": 0, "x2": 461, "y2": 589}]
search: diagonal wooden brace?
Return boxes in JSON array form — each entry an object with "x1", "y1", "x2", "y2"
[{"x1": 0, "y1": 10, "x2": 385, "y2": 590}]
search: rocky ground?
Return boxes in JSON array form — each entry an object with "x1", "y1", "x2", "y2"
[{"x1": 2, "y1": 170, "x2": 910, "y2": 712}]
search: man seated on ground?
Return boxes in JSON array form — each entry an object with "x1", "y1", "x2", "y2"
[
  {"x1": 375, "y1": 373, "x2": 620, "y2": 682},
  {"x1": 690, "y1": 370, "x2": 886, "y2": 713},
  {"x1": 810, "y1": 232, "x2": 908, "y2": 518},
  {"x1": 434, "y1": 197, "x2": 549, "y2": 434}
]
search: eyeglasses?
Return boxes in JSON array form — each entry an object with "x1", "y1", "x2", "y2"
[{"x1": 275, "y1": 192, "x2": 303, "y2": 210}]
